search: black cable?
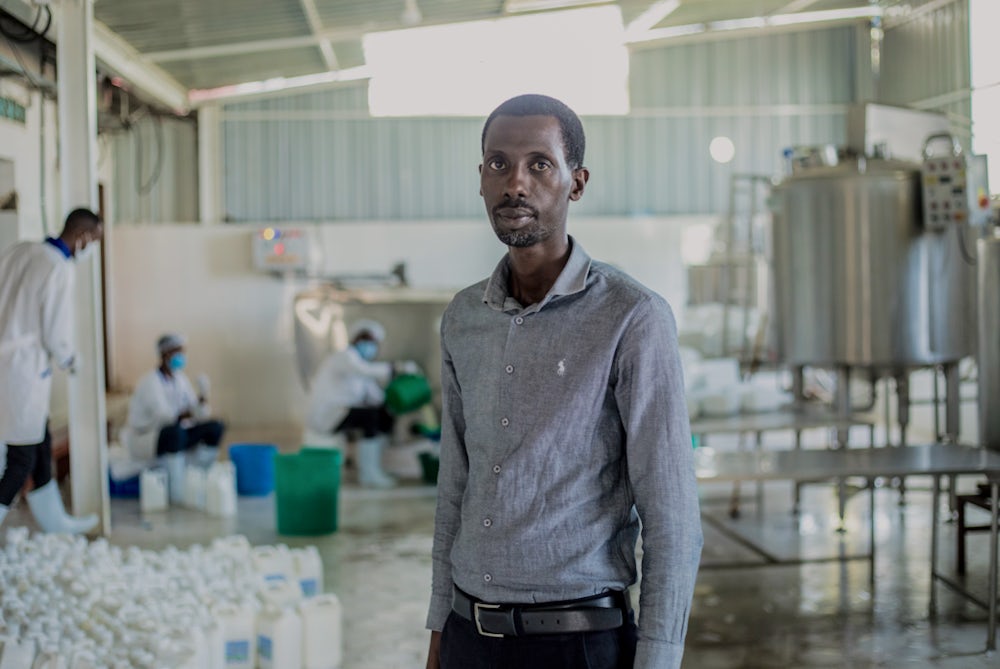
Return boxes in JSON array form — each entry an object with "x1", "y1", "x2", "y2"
[
  {"x1": 136, "y1": 114, "x2": 164, "y2": 195},
  {"x1": 0, "y1": 7, "x2": 42, "y2": 43},
  {"x1": 37, "y1": 7, "x2": 51, "y2": 39}
]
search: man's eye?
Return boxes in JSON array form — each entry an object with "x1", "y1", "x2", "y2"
[
  {"x1": 488, "y1": 158, "x2": 506, "y2": 170},
  {"x1": 531, "y1": 161, "x2": 551, "y2": 171}
]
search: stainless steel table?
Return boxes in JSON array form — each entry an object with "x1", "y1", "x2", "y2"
[
  {"x1": 690, "y1": 409, "x2": 877, "y2": 516},
  {"x1": 694, "y1": 444, "x2": 1000, "y2": 651}
]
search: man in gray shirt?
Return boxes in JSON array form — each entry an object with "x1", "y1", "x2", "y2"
[{"x1": 426, "y1": 94, "x2": 702, "y2": 669}]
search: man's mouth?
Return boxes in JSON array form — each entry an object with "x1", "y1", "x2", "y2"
[{"x1": 495, "y1": 206, "x2": 535, "y2": 221}]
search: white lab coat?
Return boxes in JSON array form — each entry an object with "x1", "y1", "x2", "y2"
[
  {"x1": 0, "y1": 241, "x2": 75, "y2": 444},
  {"x1": 305, "y1": 347, "x2": 392, "y2": 433},
  {"x1": 122, "y1": 369, "x2": 209, "y2": 462}
]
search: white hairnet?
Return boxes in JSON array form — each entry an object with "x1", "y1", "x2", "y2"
[
  {"x1": 348, "y1": 319, "x2": 386, "y2": 344},
  {"x1": 156, "y1": 333, "x2": 186, "y2": 355}
]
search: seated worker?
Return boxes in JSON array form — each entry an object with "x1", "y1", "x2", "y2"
[
  {"x1": 305, "y1": 319, "x2": 418, "y2": 488},
  {"x1": 123, "y1": 333, "x2": 225, "y2": 501}
]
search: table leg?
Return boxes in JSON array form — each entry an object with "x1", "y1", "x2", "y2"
[
  {"x1": 793, "y1": 429, "x2": 802, "y2": 515},
  {"x1": 869, "y1": 476, "x2": 876, "y2": 589},
  {"x1": 837, "y1": 477, "x2": 847, "y2": 533},
  {"x1": 930, "y1": 474, "x2": 941, "y2": 616},
  {"x1": 755, "y1": 431, "x2": 764, "y2": 512},
  {"x1": 988, "y1": 481, "x2": 998, "y2": 651}
]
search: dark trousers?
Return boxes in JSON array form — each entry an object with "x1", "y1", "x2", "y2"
[
  {"x1": 0, "y1": 424, "x2": 53, "y2": 505},
  {"x1": 156, "y1": 420, "x2": 226, "y2": 456},
  {"x1": 334, "y1": 406, "x2": 394, "y2": 439},
  {"x1": 440, "y1": 610, "x2": 638, "y2": 669}
]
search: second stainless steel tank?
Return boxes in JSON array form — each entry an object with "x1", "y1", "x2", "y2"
[
  {"x1": 978, "y1": 234, "x2": 1000, "y2": 451},
  {"x1": 771, "y1": 157, "x2": 974, "y2": 369}
]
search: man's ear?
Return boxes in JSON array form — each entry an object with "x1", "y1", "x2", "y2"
[{"x1": 569, "y1": 167, "x2": 590, "y2": 202}]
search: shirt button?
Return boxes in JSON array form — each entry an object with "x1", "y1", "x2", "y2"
[
  {"x1": 505, "y1": 365, "x2": 514, "y2": 374},
  {"x1": 500, "y1": 417, "x2": 509, "y2": 427},
  {"x1": 514, "y1": 317, "x2": 524, "y2": 325},
  {"x1": 493, "y1": 465, "x2": 501, "y2": 474},
  {"x1": 483, "y1": 518, "x2": 492, "y2": 527},
  {"x1": 484, "y1": 573, "x2": 493, "y2": 583}
]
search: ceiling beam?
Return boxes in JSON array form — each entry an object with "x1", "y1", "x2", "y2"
[
  {"x1": 774, "y1": 0, "x2": 823, "y2": 13},
  {"x1": 298, "y1": 0, "x2": 339, "y2": 70},
  {"x1": 91, "y1": 20, "x2": 190, "y2": 112},
  {"x1": 625, "y1": 0, "x2": 680, "y2": 38}
]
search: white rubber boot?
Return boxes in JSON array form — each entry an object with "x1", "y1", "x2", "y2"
[
  {"x1": 0, "y1": 504, "x2": 8, "y2": 528},
  {"x1": 357, "y1": 437, "x2": 396, "y2": 489},
  {"x1": 163, "y1": 452, "x2": 187, "y2": 504},
  {"x1": 26, "y1": 480, "x2": 97, "y2": 534}
]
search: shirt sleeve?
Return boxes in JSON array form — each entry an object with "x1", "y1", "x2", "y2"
[
  {"x1": 614, "y1": 297, "x2": 703, "y2": 669},
  {"x1": 129, "y1": 373, "x2": 179, "y2": 431},
  {"x1": 40, "y1": 262, "x2": 76, "y2": 369},
  {"x1": 426, "y1": 312, "x2": 469, "y2": 631}
]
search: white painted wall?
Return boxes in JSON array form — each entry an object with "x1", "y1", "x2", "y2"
[{"x1": 107, "y1": 216, "x2": 710, "y2": 429}]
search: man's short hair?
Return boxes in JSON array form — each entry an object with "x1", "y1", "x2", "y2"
[
  {"x1": 481, "y1": 94, "x2": 586, "y2": 170},
  {"x1": 62, "y1": 208, "x2": 101, "y2": 236}
]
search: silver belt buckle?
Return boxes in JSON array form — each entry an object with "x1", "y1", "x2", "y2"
[{"x1": 473, "y1": 601, "x2": 505, "y2": 638}]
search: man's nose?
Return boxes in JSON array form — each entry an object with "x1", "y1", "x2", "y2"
[{"x1": 504, "y1": 164, "x2": 529, "y2": 199}]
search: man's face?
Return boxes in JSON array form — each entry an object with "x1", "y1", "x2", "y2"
[{"x1": 480, "y1": 115, "x2": 587, "y2": 248}]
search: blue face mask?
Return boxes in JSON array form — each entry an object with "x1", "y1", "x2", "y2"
[
  {"x1": 355, "y1": 341, "x2": 378, "y2": 361},
  {"x1": 168, "y1": 353, "x2": 187, "y2": 371}
]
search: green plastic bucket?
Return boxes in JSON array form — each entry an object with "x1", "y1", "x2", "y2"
[
  {"x1": 384, "y1": 374, "x2": 432, "y2": 415},
  {"x1": 275, "y1": 448, "x2": 342, "y2": 535}
]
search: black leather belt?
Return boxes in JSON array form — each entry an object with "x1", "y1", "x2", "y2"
[{"x1": 452, "y1": 587, "x2": 629, "y2": 637}]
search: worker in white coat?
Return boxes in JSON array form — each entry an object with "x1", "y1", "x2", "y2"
[
  {"x1": 0, "y1": 208, "x2": 103, "y2": 533},
  {"x1": 306, "y1": 319, "x2": 418, "y2": 488},
  {"x1": 122, "y1": 333, "x2": 225, "y2": 502}
]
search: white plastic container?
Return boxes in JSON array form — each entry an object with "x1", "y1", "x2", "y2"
[
  {"x1": 291, "y1": 547, "x2": 323, "y2": 598},
  {"x1": 202, "y1": 620, "x2": 225, "y2": 669},
  {"x1": 213, "y1": 603, "x2": 256, "y2": 669},
  {"x1": 139, "y1": 469, "x2": 168, "y2": 513},
  {"x1": 184, "y1": 465, "x2": 208, "y2": 510},
  {"x1": 299, "y1": 594, "x2": 342, "y2": 669},
  {"x1": 251, "y1": 546, "x2": 293, "y2": 585},
  {"x1": 0, "y1": 637, "x2": 36, "y2": 669},
  {"x1": 29, "y1": 646, "x2": 66, "y2": 669},
  {"x1": 206, "y1": 462, "x2": 237, "y2": 517},
  {"x1": 259, "y1": 580, "x2": 302, "y2": 610},
  {"x1": 256, "y1": 606, "x2": 302, "y2": 669}
]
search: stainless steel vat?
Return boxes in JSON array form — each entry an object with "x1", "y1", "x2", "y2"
[
  {"x1": 978, "y1": 234, "x2": 1000, "y2": 451},
  {"x1": 771, "y1": 158, "x2": 975, "y2": 369}
]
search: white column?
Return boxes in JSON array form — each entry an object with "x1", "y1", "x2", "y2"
[
  {"x1": 57, "y1": 0, "x2": 110, "y2": 533},
  {"x1": 198, "y1": 105, "x2": 223, "y2": 224}
]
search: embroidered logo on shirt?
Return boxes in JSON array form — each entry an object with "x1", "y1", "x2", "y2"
[{"x1": 557, "y1": 359, "x2": 566, "y2": 376}]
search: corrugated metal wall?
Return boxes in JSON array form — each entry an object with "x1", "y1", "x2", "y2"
[
  {"x1": 222, "y1": 26, "x2": 857, "y2": 221},
  {"x1": 109, "y1": 115, "x2": 199, "y2": 223},
  {"x1": 879, "y1": 0, "x2": 971, "y2": 142}
]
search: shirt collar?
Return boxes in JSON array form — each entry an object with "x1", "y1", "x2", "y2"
[
  {"x1": 482, "y1": 236, "x2": 592, "y2": 312},
  {"x1": 44, "y1": 237, "x2": 72, "y2": 259}
]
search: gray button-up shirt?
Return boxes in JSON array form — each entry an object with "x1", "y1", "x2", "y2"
[{"x1": 427, "y1": 238, "x2": 703, "y2": 669}]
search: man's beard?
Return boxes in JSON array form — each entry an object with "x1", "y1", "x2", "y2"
[{"x1": 490, "y1": 218, "x2": 551, "y2": 248}]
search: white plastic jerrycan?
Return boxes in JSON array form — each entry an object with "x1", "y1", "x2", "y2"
[
  {"x1": 300, "y1": 594, "x2": 342, "y2": 669},
  {"x1": 139, "y1": 468, "x2": 168, "y2": 513},
  {"x1": 0, "y1": 636, "x2": 36, "y2": 669},
  {"x1": 256, "y1": 605, "x2": 302, "y2": 669},
  {"x1": 213, "y1": 603, "x2": 256, "y2": 669},
  {"x1": 206, "y1": 462, "x2": 237, "y2": 517},
  {"x1": 183, "y1": 465, "x2": 208, "y2": 510},
  {"x1": 291, "y1": 546, "x2": 324, "y2": 598}
]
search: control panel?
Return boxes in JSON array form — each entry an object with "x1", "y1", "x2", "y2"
[
  {"x1": 920, "y1": 132, "x2": 992, "y2": 233},
  {"x1": 252, "y1": 227, "x2": 309, "y2": 272},
  {"x1": 921, "y1": 142, "x2": 969, "y2": 232}
]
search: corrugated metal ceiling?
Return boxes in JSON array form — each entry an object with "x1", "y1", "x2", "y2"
[{"x1": 82, "y1": 0, "x2": 881, "y2": 93}]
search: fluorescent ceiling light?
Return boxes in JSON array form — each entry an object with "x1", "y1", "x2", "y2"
[
  {"x1": 188, "y1": 66, "x2": 371, "y2": 105},
  {"x1": 504, "y1": 0, "x2": 611, "y2": 13},
  {"x1": 365, "y1": 5, "x2": 629, "y2": 116},
  {"x1": 627, "y1": 6, "x2": 882, "y2": 44},
  {"x1": 625, "y1": 0, "x2": 681, "y2": 39}
]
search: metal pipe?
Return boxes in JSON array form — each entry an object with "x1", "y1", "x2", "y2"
[
  {"x1": 944, "y1": 361, "x2": 960, "y2": 444},
  {"x1": 836, "y1": 366, "x2": 851, "y2": 448}
]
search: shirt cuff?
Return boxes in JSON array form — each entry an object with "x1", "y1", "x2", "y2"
[
  {"x1": 635, "y1": 639, "x2": 685, "y2": 669},
  {"x1": 425, "y1": 591, "x2": 453, "y2": 631}
]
